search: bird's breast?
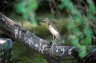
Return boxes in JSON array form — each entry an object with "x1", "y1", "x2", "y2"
[{"x1": 48, "y1": 25, "x2": 59, "y2": 35}]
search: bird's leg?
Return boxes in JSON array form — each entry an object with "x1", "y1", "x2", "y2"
[
  {"x1": 53, "y1": 35, "x2": 54, "y2": 42},
  {"x1": 52, "y1": 35, "x2": 56, "y2": 45},
  {"x1": 50, "y1": 35, "x2": 56, "y2": 54}
]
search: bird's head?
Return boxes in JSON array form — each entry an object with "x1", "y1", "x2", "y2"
[{"x1": 42, "y1": 18, "x2": 51, "y2": 26}]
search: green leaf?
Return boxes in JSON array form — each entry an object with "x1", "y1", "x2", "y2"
[
  {"x1": 16, "y1": 3, "x2": 25, "y2": 13},
  {"x1": 79, "y1": 46, "x2": 87, "y2": 58},
  {"x1": 28, "y1": 0, "x2": 38, "y2": 11},
  {"x1": 73, "y1": 15, "x2": 84, "y2": 25},
  {"x1": 67, "y1": 20, "x2": 75, "y2": 29},
  {"x1": 83, "y1": 37, "x2": 92, "y2": 45},
  {"x1": 87, "y1": 0, "x2": 96, "y2": 13},
  {"x1": 71, "y1": 38, "x2": 80, "y2": 47},
  {"x1": 73, "y1": 28, "x2": 79, "y2": 34},
  {"x1": 83, "y1": 28, "x2": 93, "y2": 37}
]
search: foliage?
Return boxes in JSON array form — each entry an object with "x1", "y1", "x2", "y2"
[
  {"x1": 13, "y1": 0, "x2": 96, "y2": 62},
  {"x1": 59, "y1": 0, "x2": 96, "y2": 58},
  {"x1": 15, "y1": 0, "x2": 38, "y2": 26}
]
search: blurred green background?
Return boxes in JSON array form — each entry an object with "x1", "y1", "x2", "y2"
[{"x1": 0, "y1": 0, "x2": 96, "y2": 63}]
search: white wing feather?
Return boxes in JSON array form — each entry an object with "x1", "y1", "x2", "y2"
[{"x1": 49, "y1": 25, "x2": 60, "y2": 40}]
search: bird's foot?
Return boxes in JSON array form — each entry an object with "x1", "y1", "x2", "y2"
[{"x1": 50, "y1": 43, "x2": 56, "y2": 54}]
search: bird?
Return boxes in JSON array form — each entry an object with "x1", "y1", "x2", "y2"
[
  {"x1": 42, "y1": 18, "x2": 61, "y2": 53},
  {"x1": 42, "y1": 18, "x2": 61, "y2": 42}
]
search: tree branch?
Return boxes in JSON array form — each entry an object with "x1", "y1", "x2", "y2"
[{"x1": 0, "y1": 12, "x2": 80, "y2": 60}]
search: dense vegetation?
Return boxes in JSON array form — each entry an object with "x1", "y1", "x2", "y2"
[{"x1": 0, "y1": 0, "x2": 96, "y2": 63}]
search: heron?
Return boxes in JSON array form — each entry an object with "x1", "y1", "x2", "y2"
[
  {"x1": 42, "y1": 18, "x2": 61, "y2": 53},
  {"x1": 42, "y1": 18, "x2": 61, "y2": 42}
]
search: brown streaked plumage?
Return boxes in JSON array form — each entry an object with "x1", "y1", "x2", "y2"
[{"x1": 43, "y1": 18, "x2": 61, "y2": 40}]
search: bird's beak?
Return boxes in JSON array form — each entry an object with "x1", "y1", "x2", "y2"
[
  {"x1": 40, "y1": 18, "x2": 49, "y2": 22},
  {"x1": 40, "y1": 19, "x2": 46, "y2": 22}
]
